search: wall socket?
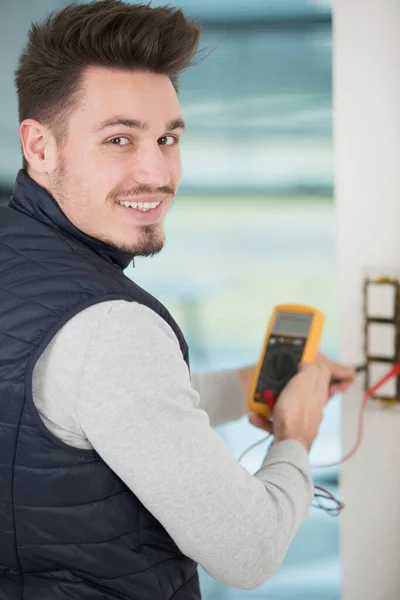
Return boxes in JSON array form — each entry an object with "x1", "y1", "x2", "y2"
[{"x1": 364, "y1": 277, "x2": 400, "y2": 403}]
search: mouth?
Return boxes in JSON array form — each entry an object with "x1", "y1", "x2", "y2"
[
  {"x1": 114, "y1": 196, "x2": 167, "y2": 223},
  {"x1": 114, "y1": 198, "x2": 162, "y2": 213}
]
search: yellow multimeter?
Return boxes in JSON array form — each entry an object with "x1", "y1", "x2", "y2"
[{"x1": 248, "y1": 304, "x2": 325, "y2": 419}]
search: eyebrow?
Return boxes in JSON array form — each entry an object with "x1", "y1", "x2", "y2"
[{"x1": 94, "y1": 116, "x2": 186, "y2": 133}]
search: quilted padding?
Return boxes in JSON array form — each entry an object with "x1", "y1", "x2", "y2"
[{"x1": 0, "y1": 171, "x2": 199, "y2": 600}]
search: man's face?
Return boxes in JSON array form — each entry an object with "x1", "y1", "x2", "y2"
[{"x1": 48, "y1": 67, "x2": 184, "y2": 256}]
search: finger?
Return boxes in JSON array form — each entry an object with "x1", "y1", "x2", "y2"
[
  {"x1": 329, "y1": 384, "x2": 341, "y2": 398},
  {"x1": 298, "y1": 361, "x2": 312, "y2": 372},
  {"x1": 318, "y1": 352, "x2": 355, "y2": 381},
  {"x1": 294, "y1": 362, "x2": 320, "y2": 395},
  {"x1": 316, "y1": 362, "x2": 331, "y2": 400},
  {"x1": 316, "y1": 352, "x2": 329, "y2": 366},
  {"x1": 336, "y1": 380, "x2": 355, "y2": 393},
  {"x1": 328, "y1": 385, "x2": 337, "y2": 397},
  {"x1": 249, "y1": 414, "x2": 274, "y2": 434},
  {"x1": 298, "y1": 361, "x2": 319, "y2": 377},
  {"x1": 249, "y1": 414, "x2": 273, "y2": 432},
  {"x1": 303, "y1": 361, "x2": 324, "y2": 382}
]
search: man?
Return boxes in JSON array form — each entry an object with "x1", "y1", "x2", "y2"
[{"x1": 0, "y1": 1, "x2": 354, "y2": 599}]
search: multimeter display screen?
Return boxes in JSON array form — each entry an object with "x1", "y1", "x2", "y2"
[{"x1": 273, "y1": 312, "x2": 313, "y2": 337}]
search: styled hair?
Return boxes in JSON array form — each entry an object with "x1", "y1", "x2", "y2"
[{"x1": 15, "y1": 0, "x2": 202, "y2": 169}]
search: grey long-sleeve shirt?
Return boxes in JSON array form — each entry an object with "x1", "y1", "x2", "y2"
[{"x1": 32, "y1": 300, "x2": 314, "y2": 591}]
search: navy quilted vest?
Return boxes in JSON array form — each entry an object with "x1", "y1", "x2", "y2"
[{"x1": 0, "y1": 170, "x2": 201, "y2": 600}]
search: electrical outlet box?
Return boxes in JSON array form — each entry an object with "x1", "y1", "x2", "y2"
[
  {"x1": 368, "y1": 361, "x2": 398, "y2": 397},
  {"x1": 367, "y1": 323, "x2": 396, "y2": 358},
  {"x1": 363, "y1": 277, "x2": 400, "y2": 403},
  {"x1": 366, "y1": 282, "x2": 396, "y2": 319}
]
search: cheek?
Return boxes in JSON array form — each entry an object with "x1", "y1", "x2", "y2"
[
  {"x1": 168, "y1": 152, "x2": 182, "y2": 186},
  {"x1": 65, "y1": 146, "x2": 120, "y2": 191},
  {"x1": 62, "y1": 145, "x2": 92, "y2": 181}
]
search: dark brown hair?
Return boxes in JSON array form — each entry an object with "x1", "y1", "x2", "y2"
[{"x1": 15, "y1": 0, "x2": 202, "y2": 169}]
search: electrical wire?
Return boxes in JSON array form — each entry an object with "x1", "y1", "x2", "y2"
[
  {"x1": 237, "y1": 365, "x2": 368, "y2": 467},
  {"x1": 237, "y1": 434, "x2": 345, "y2": 517},
  {"x1": 238, "y1": 363, "x2": 400, "y2": 516},
  {"x1": 311, "y1": 362, "x2": 400, "y2": 469},
  {"x1": 311, "y1": 364, "x2": 400, "y2": 515},
  {"x1": 330, "y1": 364, "x2": 366, "y2": 385},
  {"x1": 313, "y1": 489, "x2": 344, "y2": 517},
  {"x1": 238, "y1": 434, "x2": 271, "y2": 464}
]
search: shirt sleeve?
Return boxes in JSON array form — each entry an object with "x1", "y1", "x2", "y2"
[
  {"x1": 75, "y1": 300, "x2": 314, "y2": 591},
  {"x1": 190, "y1": 369, "x2": 247, "y2": 426}
]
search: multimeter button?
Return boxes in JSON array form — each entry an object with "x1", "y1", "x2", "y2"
[{"x1": 262, "y1": 389, "x2": 275, "y2": 408}]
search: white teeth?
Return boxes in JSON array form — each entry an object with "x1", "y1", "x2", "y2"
[{"x1": 116, "y1": 200, "x2": 161, "y2": 212}]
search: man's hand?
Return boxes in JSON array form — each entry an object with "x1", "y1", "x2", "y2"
[
  {"x1": 241, "y1": 353, "x2": 357, "y2": 444},
  {"x1": 239, "y1": 353, "x2": 355, "y2": 403},
  {"x1": 319, "y1": 353, "x2": 356, "y2": 397}
]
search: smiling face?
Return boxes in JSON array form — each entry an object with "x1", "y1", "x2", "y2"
[{"x1": 24, "y1": 67, "x2": 185, "y2": 256}]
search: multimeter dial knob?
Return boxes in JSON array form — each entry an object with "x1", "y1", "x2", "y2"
[{"x1": 265, "y1": 349, "x2": 299, "y2": 386}]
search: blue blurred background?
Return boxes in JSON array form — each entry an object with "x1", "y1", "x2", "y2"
[{"x1": 0, "y1": 0, "x2": 340, "y2": 598}]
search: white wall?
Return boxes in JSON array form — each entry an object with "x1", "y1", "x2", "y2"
[{"x1": 335, "y1": 1, "x2": 400, "y2": 598}]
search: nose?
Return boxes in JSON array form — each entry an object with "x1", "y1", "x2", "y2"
[{"x1": 132, "y1": 144, "x2": 171, "y2": 189}]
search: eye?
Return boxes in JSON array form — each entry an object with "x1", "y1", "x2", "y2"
[
  {"x1": 158, "y1": 135, "x2": 178, "y2": 146},
  {"x1": 107, "y1": 137, "x2": 130, "y2": 146}
]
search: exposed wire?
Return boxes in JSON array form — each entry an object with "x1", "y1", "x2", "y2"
[
  {"x1": 312, "y1": 362, "x2": 400, "y2": 469},
  {"x1": 313, "y1": 488, "x2": 344, "y2": 517},
  {"x1": 239, "y1": 363, "x2": 400, "y2": 517}
]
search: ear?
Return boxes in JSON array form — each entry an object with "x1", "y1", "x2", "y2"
[{"x1": 19, "y1": 119, "x2": 58, "y2": 173}]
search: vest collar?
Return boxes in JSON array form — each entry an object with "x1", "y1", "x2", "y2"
[{"x1": 9, "y1": 170, "x2": 134, "y2": 270}]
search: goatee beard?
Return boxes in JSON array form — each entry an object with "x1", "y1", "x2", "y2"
[
  {"x1": 103, "y1": 225, "x2": 165, "y2": 257},
  {"x1": 51, "y1": 161, "x2": 167, "y2": 257}
]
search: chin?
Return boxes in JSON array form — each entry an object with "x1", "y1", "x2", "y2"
[
  {"x1": 132, "y1": 241, "x2": 164, "y2": 258},
  {"x1": 112, "y1": 230, "x2": 165, "y2": 257}
]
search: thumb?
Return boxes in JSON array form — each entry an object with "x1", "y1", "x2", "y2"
[{"x1": 317, "y1": 353, "x2": 355, "y2": 381}]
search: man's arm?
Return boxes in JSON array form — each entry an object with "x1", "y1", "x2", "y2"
[
  {"x1": 32, "y1": 299, "x2": 314, "y2": 591},
  {"x1": 75, "y1": 301, "x2": 313, "y2": 590},
  {"x1": 190, "y1": 369, "x2": 247, "y2": 426}
]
